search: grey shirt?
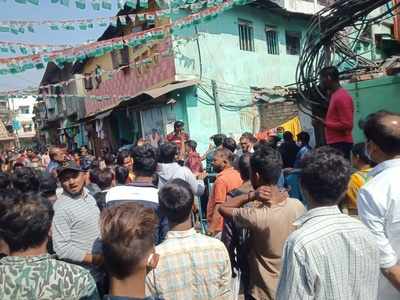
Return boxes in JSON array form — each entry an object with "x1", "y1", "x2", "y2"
[{"x1": 52, "y1": 189, "x2": 102, "y2": 281}]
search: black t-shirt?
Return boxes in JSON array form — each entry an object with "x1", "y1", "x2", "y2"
[{"x1": 279, "y1": 142, "x2": 300, "y2": 168}]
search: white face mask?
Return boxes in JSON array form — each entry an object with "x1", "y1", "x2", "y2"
[{"x1": 364, "y1": 141, "x2": 374, "y2": 163}]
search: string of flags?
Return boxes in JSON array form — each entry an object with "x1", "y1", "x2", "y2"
[
  {"x1": 0, "y1": 0, "x2": 244, "y2": 75},
  {"x1": 0, "y1": 0, "x2": 223, "y2": 35},
  {"x1": 4, "y1": 0, "x2": 217, "y2": 10},
  {"x1": 0, "y1": 41, "x2": 77, "y2": 55},
  {"x1": 0, "y1": 34, "x2": 200, "y2": 98}
]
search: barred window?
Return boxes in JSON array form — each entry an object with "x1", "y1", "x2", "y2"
[
  {"x1": 239, "y1": 19, "x2": 255, "y2": 52},
  {"x1": 265, "y1": 26, "x2": 279, "y2": 55}
]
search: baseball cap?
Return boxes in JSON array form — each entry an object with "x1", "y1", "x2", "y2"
[{"x1": 57, "y1": 160, "x2": 83, "y2": 177}]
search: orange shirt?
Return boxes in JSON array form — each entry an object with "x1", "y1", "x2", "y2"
[{"x1": 207, "y1": 167, "x2": 243, "y2": 233}]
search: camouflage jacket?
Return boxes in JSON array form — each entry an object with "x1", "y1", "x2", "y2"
[{"x1": 0, "y1": 254, "x2": 100, "y2": 300}]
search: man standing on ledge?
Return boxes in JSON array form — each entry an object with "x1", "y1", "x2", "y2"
[{"x1": 317, "y1": 66, "x2": 354, "y2": 159}]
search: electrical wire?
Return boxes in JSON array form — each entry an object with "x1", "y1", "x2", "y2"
[{"x1": 296, "y1": 0, "x2": 400, "y2": 117}]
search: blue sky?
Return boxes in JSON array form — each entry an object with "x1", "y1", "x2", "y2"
[{"x1": 0, "y1": 0, "x2": 116, "y2": 91}]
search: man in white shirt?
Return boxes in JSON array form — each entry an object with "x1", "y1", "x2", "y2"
[{"x1": 358, "y1": 111, "x2": 400, "y2": 299}]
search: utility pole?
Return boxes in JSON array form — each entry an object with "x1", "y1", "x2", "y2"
[{"x1": 211, "y1": 80, "x2": 222, "y2": 134}]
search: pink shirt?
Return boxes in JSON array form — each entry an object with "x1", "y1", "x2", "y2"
[{"x1": 325, "y1": 88, "x2": 354, "y2": 144}]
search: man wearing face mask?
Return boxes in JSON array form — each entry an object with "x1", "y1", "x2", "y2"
[
  {"x1": 52, "y1": 161, "x2": 104, "y2": 294},
  {"x1": 358, "y1": 111, "x2": 400, "y2": 299}
]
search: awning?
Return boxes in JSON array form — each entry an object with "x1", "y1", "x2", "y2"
[
  {"x1": 95, "y1": 109, "x2": 113, "y2": 120},
  {"x1": 142, "y1": 80, "x2": 198, "y2": 99}
]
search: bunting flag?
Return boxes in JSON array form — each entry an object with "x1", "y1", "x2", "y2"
[
  {"x1": 0, "y1": 0, "x2": 252, "y2": 76},
  {"x1": 8, "y1": 0, "x2": 212, "y2": 10}
]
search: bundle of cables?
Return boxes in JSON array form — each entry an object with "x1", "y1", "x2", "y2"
[{"x1": 296, "y1": 0, "x2": 400, "y2": 116}]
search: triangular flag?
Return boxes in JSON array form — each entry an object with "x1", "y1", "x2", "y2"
[
  {"x1": 117, "y1": 0, "x2": 125, "y2": 9},
  {"x1": 79, "y1": 23, "x2": 88, "y2": 30},
  {"x1": 10, "y1": 27, "x2": 19, "y2": 35},
  {"x1": 110, "y1": 18, "x2": 117, "y2": 27},
  {"x1": 101, "y1": 0, "x2": 112, "y2": 9},
  {"x1": 91, "y1": 0, "x2": 100, "y2": 10},
  {"x1": 75, "y1": 0, "x2": 85, "y2": 9},
  {"x1": 50, "y1": 23, "x2": 59, "y2": 30},
  {"x1": 98, "y1": 19, "x2": 108, "y2": 27},
  {"x1": 125, "y1": 0, "x2": 136, "y2": 8},
  {"x1": 0, "y1": 25, "x2": 10, "y2": 33},
  {"x1": 138, "y1": 0, "x2": 147, "y2": 8},
  {"x1": 119, "y1": 16, "x2": 127, "y2": 25},
  {"x1": 19, "y1": 46, "x2": 28, "y2": 55}
]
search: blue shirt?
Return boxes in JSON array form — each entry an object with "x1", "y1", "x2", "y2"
[
  {"x1": 294, "y1": 145, "x2": 311, "y2": 168},
  {"x1": 46, "y1": 160, "x2": 59, "y2": 174}
]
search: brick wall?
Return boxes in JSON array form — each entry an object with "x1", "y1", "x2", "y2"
[{"x1": 258, "y1": 100, "x2": 298, "y2": 129}]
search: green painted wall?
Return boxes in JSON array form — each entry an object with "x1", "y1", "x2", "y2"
[
  {"x1": 344, "y1": 75, "x2": 400, "y2": 143},
  {"x1": 173, "y1": 6, "x2": 310, "y2": 152}
]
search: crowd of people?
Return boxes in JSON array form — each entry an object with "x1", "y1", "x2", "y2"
[{"x1": 1, "y1": 67, "x2": 400, "y2": 300}]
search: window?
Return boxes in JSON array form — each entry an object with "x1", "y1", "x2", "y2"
[
  {"x1": 19, "y1": 106, "x2": 30, "y2": 114},
  {"x1": 286, "y1": 31, "x2": 301, "y2": 55},
  {"x1": 265, "y1": 26, "x2": 279, "y2": 55},
  {"x1": 239, "y1": 19, "x2": 255, "y2": 52}
]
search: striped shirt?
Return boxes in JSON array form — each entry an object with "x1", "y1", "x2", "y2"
[
  {"x1": 52, "y1": 189, "x2": 102, "y2": 280},
  {"x1": 145, "y1": 228, "x2": 232, "y2": 300},
  {"x1": 276, "y1": 206, "x2": 380, "y2": 300}
]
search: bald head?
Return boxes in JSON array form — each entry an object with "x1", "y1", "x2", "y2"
[
  {"x1": 49, "y1": 147, "x2": 65, "y2": 162},
  {"x1": 363, "y1": 111, "x2": 400, "y2": 156}
]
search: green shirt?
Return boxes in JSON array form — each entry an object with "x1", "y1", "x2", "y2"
[{"x1": 0, "y1": 254, "x2": 100, "y2": 300}]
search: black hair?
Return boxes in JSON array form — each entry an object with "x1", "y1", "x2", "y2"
[
  {"x1": 159, "y1": 179, "x2": 194, "y2": 224},
  {"x1": 174, "y1": 120, "x2": 184, "y2": 129},
  {"x1": 96, "y1": 168, "x2": 114, "y2": 190},
  {"x1": 254, "y1": 139, "x2": 273, "y2": 151},
  {"x1": 351, "y1": 143, "x2": 371, "y2": 165},
  {"x1": 300, "y1": 146, "x2": 351, "y2": 206},
  {"x1": 211, "y1": 134, "x2": 227, "y2": 147},
  {"x1": 362, "y1": 110, "x2": 400, "y2": 156},
  {"x1": 89, "y1": 168, "x2": 101, "y2": 184},
  {"x1": 132, "y1": 144, "x2": 157, "y2": 177},
  {"x1": 250, "y1": 146, "x2": 283, "y2": 185},
  {"x1": 115, "y1": 166, "x2": 129, "y2": 185},
  {"x1": 297, "y1": 131, "x2": 310, "y2": 145},
  {"x1": 185, "y1": 140, "x2": 198, "y2": 152},
  {"x1": 0, "y1": 193, "x2": 54, "y2": 252},
  {"x1": 39, "y1": 173, "x2": 57, "y2": 196},
  {"x1": 238, "y1": 153, "x2": 251, "y2": 181},
  {"x1": 320, "y1": 66, "x2": 340, "y2": 81},
  {"x1": 11, "y1": 167, "x2": 40, "y2": 193},
  {"x1": 223, "y1": 137, "x2": 237, "y2": 153},
  {"x1": 0, "y1": 172, "x2": 10, "y2": 190},
  {"x1": 117, "y1": 150, "x2": 131, "y2": 166},
  {"x1": 158, "y1": 143, "x2": 178, "y2": 163},
  {"x1": 103, "y1": 153, "x2": 114, "y2": 166},
  {"x1": 283, "y1": 131, "x2": 294, "y2": 142}
]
